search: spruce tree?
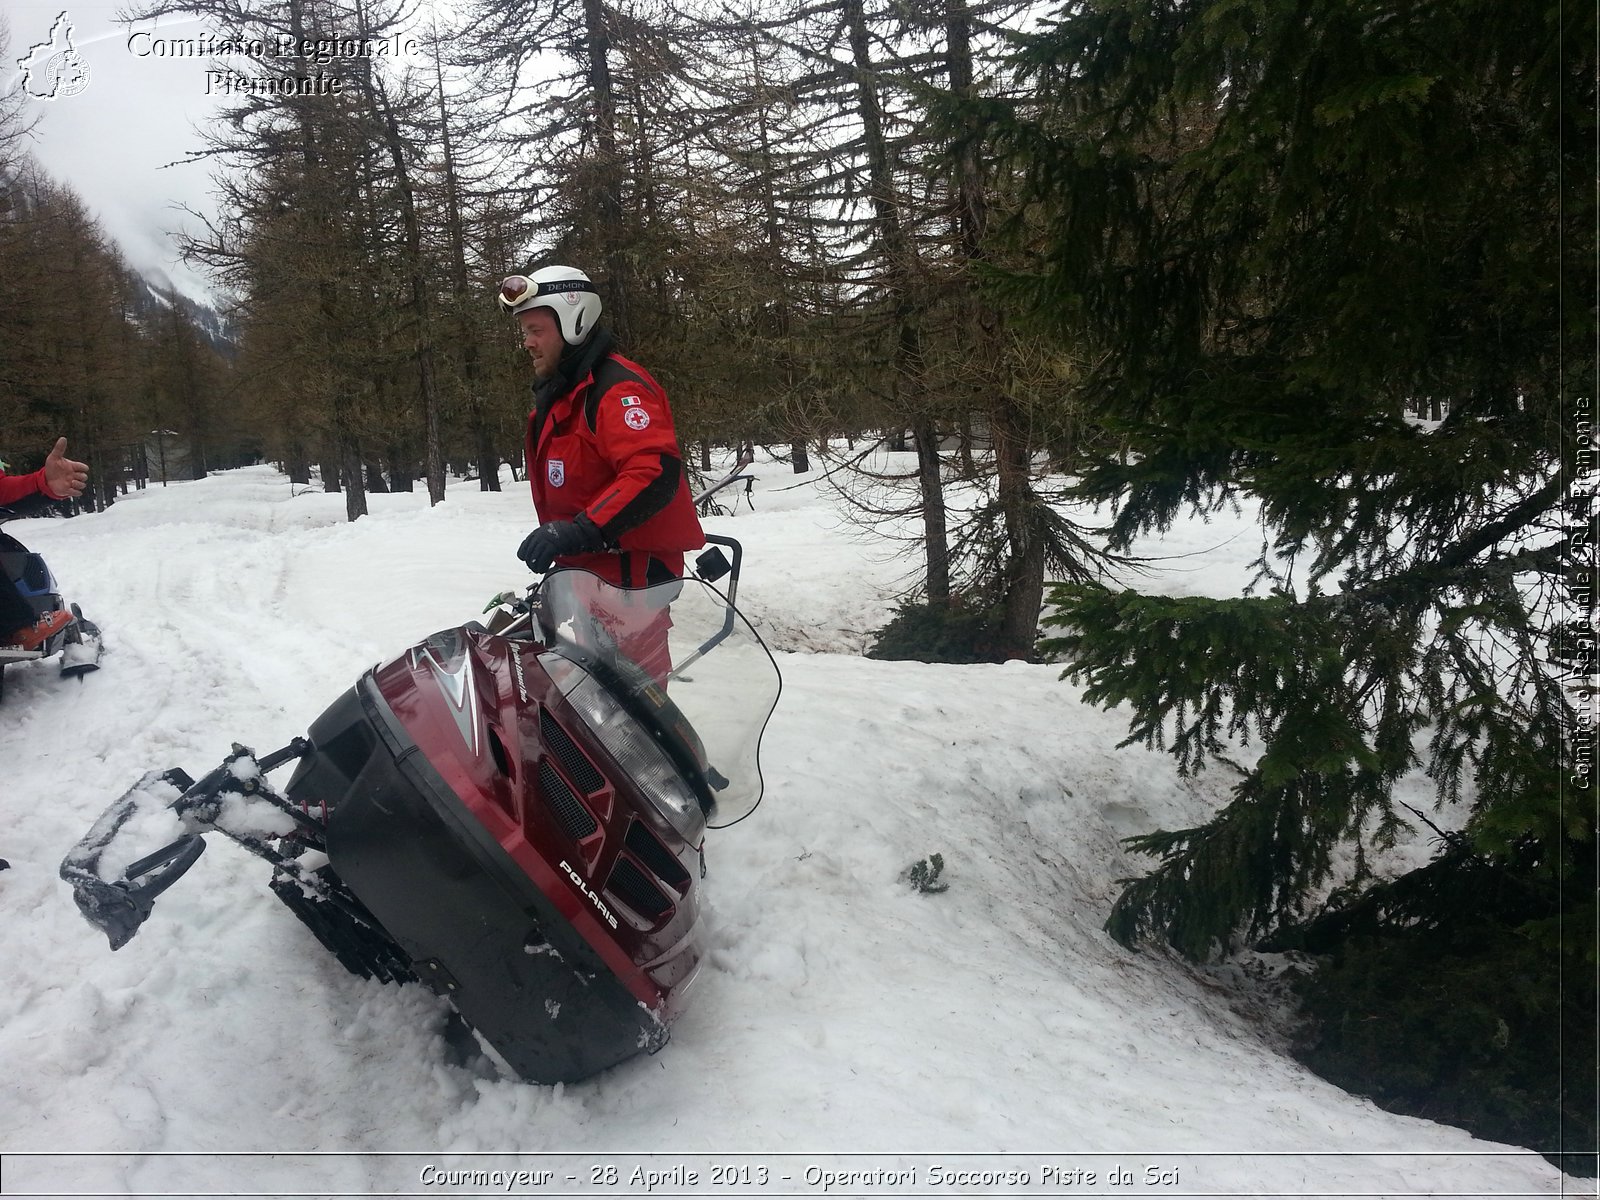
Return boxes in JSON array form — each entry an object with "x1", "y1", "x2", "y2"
[{"x1": 995, "y1": 0, "x2": 1594, "y2": 1168}]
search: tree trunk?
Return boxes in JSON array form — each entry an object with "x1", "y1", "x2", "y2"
[
  {"x1": 332, "y1": 390, "x2": 366, "y2": 517},
  {"x1": 581, "y1": 0, "x2": 629, "y2": 343},
  {"x1": 748, "y1": 36, "x2": 811, "y2": 474},
  {"x1": 429, "y1": 34, "x2": 497, "y2": 494},
  {"x1": 954, "y1": 0, "x2": 1036, "y2": 641},
  {"x1": 912, "y1": 422, "x2": 949, "y2": 602},
  {"x1": 341, "y1": 436, "x2": 367, "y2": 521},
  {"x1": 475, "y1": 418, "x2": 499, "y2": 491},
  {"x1": 353, "y1": 7, "x2": 443, "y2": 505},
  {"x1": 389, "y1": 461, "x2": 415, "y2": 492},
  {"x1": 993, "y1": 407, "x2": 1043, "y2": 659},
  {"x1": 288, "y1": 0, "x2": 364, "y2": 522},
  {"x1": 844, "y1": 0, "x2": 948, "y2": 604}
]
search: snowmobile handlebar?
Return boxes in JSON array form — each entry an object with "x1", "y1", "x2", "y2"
[{"x1": 490, "y1": 533, "x2": 744, "y2": 648}]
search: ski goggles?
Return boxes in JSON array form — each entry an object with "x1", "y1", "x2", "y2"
[{"x1": 498, "y1": 275, "x2": 598, "y2": 312}]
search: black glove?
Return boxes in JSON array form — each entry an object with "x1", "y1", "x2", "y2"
[{"x1": 518, "y1": 513, "x2": 605, "y2": 572}]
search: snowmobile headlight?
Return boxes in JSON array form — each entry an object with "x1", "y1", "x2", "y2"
[{"x1": 539, "y1": 652, "x2": 705, "y2": 841}]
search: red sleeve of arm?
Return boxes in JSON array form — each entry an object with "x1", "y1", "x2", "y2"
[
  {"x1": 0, "y1": 468, "x2": 51, "y2": 506},
  {"x1": 582, "y1": 383, "x2": 685, "y2": 538}
]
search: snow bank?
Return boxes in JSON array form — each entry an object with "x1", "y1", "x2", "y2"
[{"x1": 0, "y1": 459, "x2": 1561, "y2": 1196}]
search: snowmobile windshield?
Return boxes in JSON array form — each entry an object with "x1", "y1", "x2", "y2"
[{"x1": 537, "y1": 568, "x2": 781, "y2": 830}]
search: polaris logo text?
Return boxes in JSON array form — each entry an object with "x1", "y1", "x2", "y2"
[{"x1": 559, "y1": 859, "x2": 617, "y2": 930}]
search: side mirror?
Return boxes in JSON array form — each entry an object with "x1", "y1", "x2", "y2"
[{"x1": 694, "y1": 546, "x2": 732, "y2": 583}]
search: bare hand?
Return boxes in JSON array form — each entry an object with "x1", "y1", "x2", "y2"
[{"x1": 43, "y1": 437, "x2": 89, "y2": 500}]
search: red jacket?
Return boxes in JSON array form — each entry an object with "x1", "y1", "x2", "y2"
[
  {"x1": 0, "y1": 467, "x2": 62, "y2": 507},
  {"x1": 526, "y1": 348, "x2": 705, "y2": 587}
]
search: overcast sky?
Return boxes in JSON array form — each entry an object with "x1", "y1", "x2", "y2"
[
  {"x1": 5, "y1": 1, "x2": 233, "y2": 302},
  {"x1": 5, "y1": 0, "x2": 439, "y2": 307}
]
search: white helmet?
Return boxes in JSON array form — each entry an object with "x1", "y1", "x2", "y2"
[{"x1": 497, "y1": 265, "x2": 603, "y2": 345}]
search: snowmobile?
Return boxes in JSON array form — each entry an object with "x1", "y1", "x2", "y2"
[
  {"x1": 0, "y1": 506, "x2": 102, "y2": 702},
  {"x1": 59, "y1": 529, "x2": 780, "y2": 1084}
]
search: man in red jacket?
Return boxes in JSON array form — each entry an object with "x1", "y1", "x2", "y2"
[
  {"x1": 500, "y1": 266, "x2": 705, "y2": 684},
  {"x1": 500, "y1": 265, "x2": 705, "y2": 589},
  {"x1": 0, "y1": 437, "x2": 89, "y2": 650}
]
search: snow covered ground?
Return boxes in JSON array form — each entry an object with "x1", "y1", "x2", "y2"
[{"x1": 0, "y1": 457, "x2": 1570, "y2": 1198}]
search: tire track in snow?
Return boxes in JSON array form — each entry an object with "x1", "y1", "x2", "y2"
[{"x1": 0, "y1": 471, "x2": 462, "y2": 1156}]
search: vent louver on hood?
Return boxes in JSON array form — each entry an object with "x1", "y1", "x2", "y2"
[
  {"x1": 540, "y1": 708, "x2": 605, "y2": 794},
  {"x1": 538, "y1": 760, "x2": 597, "y2": 840}
]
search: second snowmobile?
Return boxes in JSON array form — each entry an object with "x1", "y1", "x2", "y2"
[{"x1": 0, "y1": 508, "x2": 102, "y2": 702}]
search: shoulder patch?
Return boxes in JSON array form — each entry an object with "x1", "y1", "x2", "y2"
[
  {"x1": 620, "y1": 395, "x2": 642, "y2": 407},
  {"x1": 623, "y1": 408, "x2": 651, "y2": 431},
  {"x1": 584, "y1": 356, "x2": 648, "y2": 434}
]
